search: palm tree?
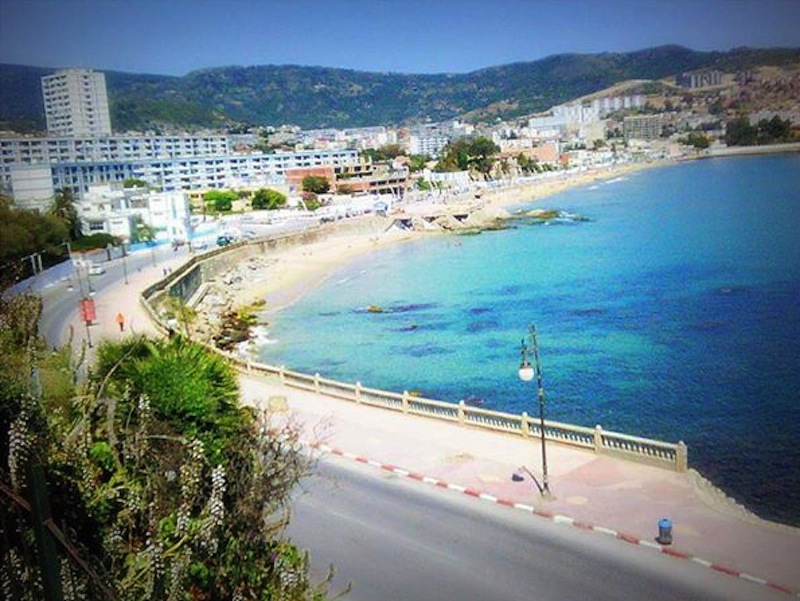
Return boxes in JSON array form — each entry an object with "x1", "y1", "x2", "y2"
[{"x1": 50, "y1": 187, "x2": 81, "y2": 240}]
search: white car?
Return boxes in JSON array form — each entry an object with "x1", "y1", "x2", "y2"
[
  {"x1": 191, "y1": 239, "x2": 208, "y2": 250},
  {"x1": 88, "y1": 263, "x2": 106, "y2": 276}
]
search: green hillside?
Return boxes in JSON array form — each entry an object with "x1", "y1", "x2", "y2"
[{"x1": 1, "y1": 45, "x2": 797, "y2": 132}]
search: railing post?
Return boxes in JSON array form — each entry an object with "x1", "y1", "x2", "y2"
[
  {"x1": 458, "y1": 400, "x2": 465, "y2": 425},
  {"x1": 521, "y1": 412, "x2": 530, "y2": 437},
  {"x1": 314, "y1": 372, "x2": 321, "y2": 394},
  {"x1": 279, "y1": 365, "x2": 286, "y2": 385},
  {"x1": 676, "y1": 440, "x2": 688, "y2": 472},
  {"x1": 402, "y1": 390, "x2": 409, "y2": 414},
  {"x1": 594, "y1": 425, "x2": 603, "y2": 454},
  {"x1": 355, "y1": 381, "x2": 362, "y2": 404}
]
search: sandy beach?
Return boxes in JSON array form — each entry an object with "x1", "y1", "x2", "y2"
[{"x1": 196, "y1": 158, "x2": 673, "y2": 329}]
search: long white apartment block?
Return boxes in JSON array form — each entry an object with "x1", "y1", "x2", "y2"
[
  {"x1": 6, "y1": 148, "x2": 360, "y2": 211},
  {"x1": 42, "y1": 69, "x2": 112, "y2": 137},
  {"x1": 0, "y1": 134, "x2": 231, "y2": 171}
]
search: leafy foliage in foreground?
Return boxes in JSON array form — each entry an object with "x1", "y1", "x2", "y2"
[{"x1": 1, "y1": 325, "x2": 329, "y2": 600}]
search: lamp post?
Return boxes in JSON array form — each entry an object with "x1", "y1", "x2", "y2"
[
  {"x1": 121, "y1": 243, "x2": 129, "y2": 285},
  {"x1": 518, "y1": 324, "x2": 550, "y2": 496}
]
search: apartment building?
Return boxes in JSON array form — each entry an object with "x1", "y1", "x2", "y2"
[
  {"x1": 0, "y1": 134, "x2": 231, "y2": 175},
  {"x1": 7, "y1": 149, "x2": 361, "y2": 211},
  {"x1": 676, "y1": 70, "x2": 723, "y2": 89},
  {"x1": 79, "y1": 183, "x2": 191, "y2": 243},
  {"x1": 623, "y1": 114, "x2": 666, "y2": 141},
  {"x1": 590, "y1": 95, "x2": 645, "y2": 117},
  {"x1": 42, "y1": 69, "x2": 112, "y2": 137}
]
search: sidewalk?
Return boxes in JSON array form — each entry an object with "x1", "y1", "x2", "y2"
[
  {"x1": 63, "y1": 250, "x2": 800, "y2": 597},
  {"x1": 239, "y1": 375, "x2": 800, "y2": 596}
]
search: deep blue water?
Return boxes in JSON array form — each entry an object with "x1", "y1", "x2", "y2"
[{"x1": 258, "y1": 155, "x2": 800, "y2": 526}]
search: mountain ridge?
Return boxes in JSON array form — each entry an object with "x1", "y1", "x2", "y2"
[{"x1": 1, "y1": 45, "x2": 798, "y2": 132}]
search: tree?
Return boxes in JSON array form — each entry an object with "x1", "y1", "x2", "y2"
[
  {"x1": 0, "y1": 201, "x2": 69, "y2": 283},
  {"x1": 435, "y1": 139, "x2": 470, "y2": 172},
  {"x1": 302, "y1": 175, "x2": 330, "y2": 195},
  {"x1": 361, "y1": 144, "x2": 405, "y2": 162},
  {"x1": 761, "y1": 115, "x2": 791, "y2": 142},
  {"x1": 50, "y1": 187, "x2": 81, "y2": 240},
  {"x1": 203, "y1": 190, "x2": 238, "y2": 212},
  {"x1": 725, "y1": 117, "x2": 757, "y2": 146},
  {"x1": 680, "y1": 132, "x2": 710, "y2": 149},
  {"x1": 251, "y1": 188, "x2": 287, "y2": 210},
  {"x1": 164, "y1": 295, "x2": 198, "y2": 338},
  {"x1": 408, "y1": 154, "x2": 429, "y2": 173},
  {"x1": 123, "y1": 178, "x2": 148, "y2": 188},
  {"x1": 435, "y1": 137, "x2": 499, "y2": 176},
  {"x1": 131, "y1": 215, "x2": 156, "y2": 244},
  {"x1": 1, "y1": 326, "x2": 329, "y2": 599},
  {"x1": 302, "y1": 191, "x2": 322, "y2": 211}
]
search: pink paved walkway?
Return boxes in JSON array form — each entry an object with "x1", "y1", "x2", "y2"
[{"x1": 58, "y1": 250, "x2": 800, "y2": 597}]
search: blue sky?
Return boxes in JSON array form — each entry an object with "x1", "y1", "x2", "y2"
[{"x1": 1, "y1": 0, "x2": 798, "y2": 76}]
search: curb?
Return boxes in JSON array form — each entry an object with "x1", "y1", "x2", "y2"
[{"x1": 313, "y1": 443, "x2": 799, "y2": 598}]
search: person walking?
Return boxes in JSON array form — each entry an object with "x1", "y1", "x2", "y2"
[{"x1": 116, "y1": 312, "x2": 125, "y2": 332}]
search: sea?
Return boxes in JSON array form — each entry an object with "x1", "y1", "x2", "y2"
[{"x1": 257, "y1": 154, "x2": 800, "y2": 527}]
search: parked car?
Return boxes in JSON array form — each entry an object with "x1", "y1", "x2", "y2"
[
  {"x1": 88, "y1": 263, "x2": 106, "y2": 276},
  {"x1": 191, "y1": 239, "x2": 208, "y2": 250},
  {"x1": 216, "y1": 235, "x2": 234, "y2": 247}
]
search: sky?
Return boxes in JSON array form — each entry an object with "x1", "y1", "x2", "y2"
[{"x1": 1, "y1": 0, "x2": 799, "y2": 76}]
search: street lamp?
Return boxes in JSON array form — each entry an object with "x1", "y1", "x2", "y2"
[
  {"x1": 121, "y1": 243, "x2": 129, "y2": 285},
  {"x1": 519, "y1": 324, "x2": 551, "y2": 496}
]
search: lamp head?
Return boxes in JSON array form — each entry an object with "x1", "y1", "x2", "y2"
[
  {"x1": 518, "y1": 363, "x2": 535, "y2": 382},
  {"x1": 519, "y1": 337, "x2": 535, "y2": 381}
]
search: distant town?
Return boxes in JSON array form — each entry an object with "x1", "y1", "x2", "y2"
[{"x1": 1, "y1": 61, "x2": 798, "y2": 251}]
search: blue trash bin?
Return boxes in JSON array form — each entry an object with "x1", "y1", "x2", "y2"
[{"x1": 657, "y1": 518, "x2": 673, "y2": 545}]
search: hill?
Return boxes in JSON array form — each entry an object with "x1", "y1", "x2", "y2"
[{"x1": 1, "y1": 45, "x2": 798, "y2": 132}]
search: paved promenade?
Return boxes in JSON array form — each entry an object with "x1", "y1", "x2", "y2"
[{"x1": 61, "y1": 251, "x2": 800, "y2": 597}]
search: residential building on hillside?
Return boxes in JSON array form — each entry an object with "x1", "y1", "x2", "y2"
[
  {"x1": 590, "y1": 95, "x2": 645, "y2": 116},
  {"x1": 676, "y1": 70, "x2": 723, "y2": 89},
  {"x1": 42, "y1": 69, "x2": 112, "y2": 137},
  {"x1": 408, "y1": 133, "x2": 449, "y2": 157},
  {"x1": 528, "y1": 103, "x2": 602, "y2": 138},
  {"x1": 623, "y1": 114, "x2": 666, "y2": 141}
]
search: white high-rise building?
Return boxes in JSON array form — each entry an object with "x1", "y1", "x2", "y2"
[{"x1": 42, "y1": 69, "x2": 112, "y2": 137}]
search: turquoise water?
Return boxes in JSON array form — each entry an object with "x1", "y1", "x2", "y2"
[{"x1": 258, "y1": 155, "x2": 800, "y2": 526}]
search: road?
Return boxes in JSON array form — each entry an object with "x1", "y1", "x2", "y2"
[
  {"x1": 286, "y1": 458, "x2": 782, "y2": 601},
  {"x1": 33, "y1": 217, "x2": 315, "y2": 347},
  {"x1": 36, "y1": 243, "x2": 178, "y2": 347}
]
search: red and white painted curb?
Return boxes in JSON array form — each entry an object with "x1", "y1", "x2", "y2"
[{"x1": 312, "y1": 442, "x2": 799, "y2": 598}]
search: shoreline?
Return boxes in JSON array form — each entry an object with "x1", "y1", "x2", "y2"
[{"x1": 205, "y1": 158, "x2": 675, "y2": 322}]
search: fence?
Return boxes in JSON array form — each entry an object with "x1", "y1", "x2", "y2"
[{"x1": 139, "y1": 230, "x2": 689, "y2": 474}]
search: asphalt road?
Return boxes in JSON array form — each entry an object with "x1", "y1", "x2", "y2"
[
  {"x1": 286, "y1": 458, "x2": 782, "y2": 601},
  {"x1": 37, "y1": 245, "x2": 174, "y2": 347}
]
